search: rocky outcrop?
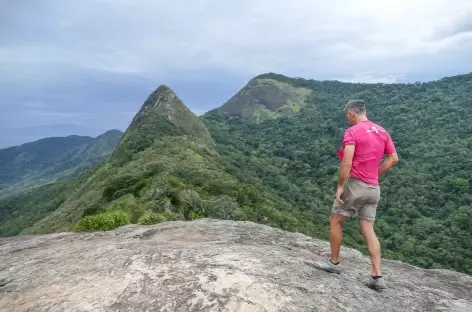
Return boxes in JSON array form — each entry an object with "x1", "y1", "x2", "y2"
[
  {"x1": 1, "y1": 219, "x2": 471, "y2": 312},
  {"x1": 217, "y1": 77, "x2": 312, "y2": 122}
]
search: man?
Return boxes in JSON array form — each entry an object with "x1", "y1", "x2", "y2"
[{"x1": 315, "y1": 100, "x2": 399, "y2": 291}]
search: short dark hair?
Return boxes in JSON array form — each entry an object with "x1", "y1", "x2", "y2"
[{"x1": 344, "y1": 100, "x2": 366, "y2": 115}]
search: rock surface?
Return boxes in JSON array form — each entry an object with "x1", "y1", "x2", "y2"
[{"x1": 1, "y1": 219, "x2": 471, "y2": 312}]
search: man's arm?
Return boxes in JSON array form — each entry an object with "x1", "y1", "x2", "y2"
[
  {"x1": 380, "y1": 131, "x2": 399, "y2": 175},
  {"x1": 336, "y1": 144, "x2": 355, "y2": 203},
  {"x1": 338, "y1": 144, "x2": 355, "y2": 187},
  {"x1": 379, "y1": 153, "x2": 398, "y2": 175}
]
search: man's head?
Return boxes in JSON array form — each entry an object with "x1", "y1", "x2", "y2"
[{"x1": 344, "y1": 100, "x2": 367, "y2": 125}]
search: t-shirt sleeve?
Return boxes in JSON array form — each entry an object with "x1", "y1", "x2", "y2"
[
  {"x1": 384, "y1": 132, "x2": 397, "y2": 155},
  {"x1": 343, "y1": 129, "x2": 356, "y2": 146}
]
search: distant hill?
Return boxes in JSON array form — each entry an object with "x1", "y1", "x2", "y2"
[
  {"x1": 218, "y1": 74, "x2": 313, "y2": 122},
  {"x1": 0, "y1": 130, "x2": 123, "y2": 194},
  {"x1": 0, "y1": 124, "x2": 102, "y2": 149}
]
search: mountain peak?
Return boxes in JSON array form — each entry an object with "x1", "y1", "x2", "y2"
[
  {"x1": 154, "y1": 84, "x2": 174, "y2": 93},
  {"x1": 146, "y1": 84, "x2": 176, "y2": 101},
  {"x1": 139, "y1": 85, "x2": 179, "y2": 112},
  {"x1": 112, "y1": 85, "x2": 213, "y2": 161}
]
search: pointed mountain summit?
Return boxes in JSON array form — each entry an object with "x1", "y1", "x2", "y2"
[
  {"x1": 113, "y1": 85, "x2": 213, "y2": 162},
  {"x1": 129, "y1": 85, "x2": 207, "y2": 134},
  {"x1": 23, "y1": 85, "x2": 220, "y2": 234}
]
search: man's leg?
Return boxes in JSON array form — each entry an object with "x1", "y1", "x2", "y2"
[
  {"x1": 313, "y1": 212, "x2": 350, "y2": 274},
  {"x1": 313, "y1": 180, "x2": 353, "y2": 274},
  {"x1": 360, "y1": 219, "x2": 381, "y2": 276},
  {"x1": 330, "y1": 213, "x2": 347, "y2": 263},
  {"x1": 358, "y1": 184, "x2": 386, "y2": 290}
]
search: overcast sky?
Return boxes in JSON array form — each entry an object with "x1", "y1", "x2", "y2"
[{"x1": 1, "y1": 0, "x2": 472, "y2": 147}]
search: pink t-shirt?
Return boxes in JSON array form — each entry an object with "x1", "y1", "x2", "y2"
[{"x1": 338, "y1": 120, "x2": 396, "y2": 185}]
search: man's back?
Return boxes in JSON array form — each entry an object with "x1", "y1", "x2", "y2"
[{"x1": 339, "y1": 120, "x2": 396, "y2": 185}]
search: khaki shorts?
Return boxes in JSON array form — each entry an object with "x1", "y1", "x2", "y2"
[{"x1": 332, "y1": 178, "x2": 380, "y2": 221}]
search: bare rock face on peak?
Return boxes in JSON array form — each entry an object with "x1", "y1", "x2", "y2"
[
  {"x1": 1, "y1": 219, "x2": 471, "y2": 312},
  {"x1": 216, "y1": 74, "x2": 313, "y2": 123}
]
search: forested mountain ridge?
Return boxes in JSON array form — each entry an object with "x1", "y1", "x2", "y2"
[
  {"x1": 0, "y1": 129, "x2": 123, "y2": 194},
  {"x1": 22, "y1": 85, "x2": 302, "y2": 236},
  {"x1": 202, "y1": 72, "x2": 472, "y2": 274}
]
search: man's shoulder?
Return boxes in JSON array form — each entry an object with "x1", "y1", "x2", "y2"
[
  {"x1": 348, "y1": 121, "x2": 392, "y2": 143},
  {"x1": 360, "y1": 120, "x2": 389, "y2": 134},
  {"x1": 346, "y1": 122, "x2": 369, "y2": 133},
  {"x1": 344, "y1": 121, "x2": 390, "y2": 138}
]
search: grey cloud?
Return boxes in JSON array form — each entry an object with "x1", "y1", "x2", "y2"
[
  {"x1": 432, "y1": 12, "x2": 472, "y2": 39},
  {"x1": 2, "y1": 0, "x2": 472, "y2": 82}
]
